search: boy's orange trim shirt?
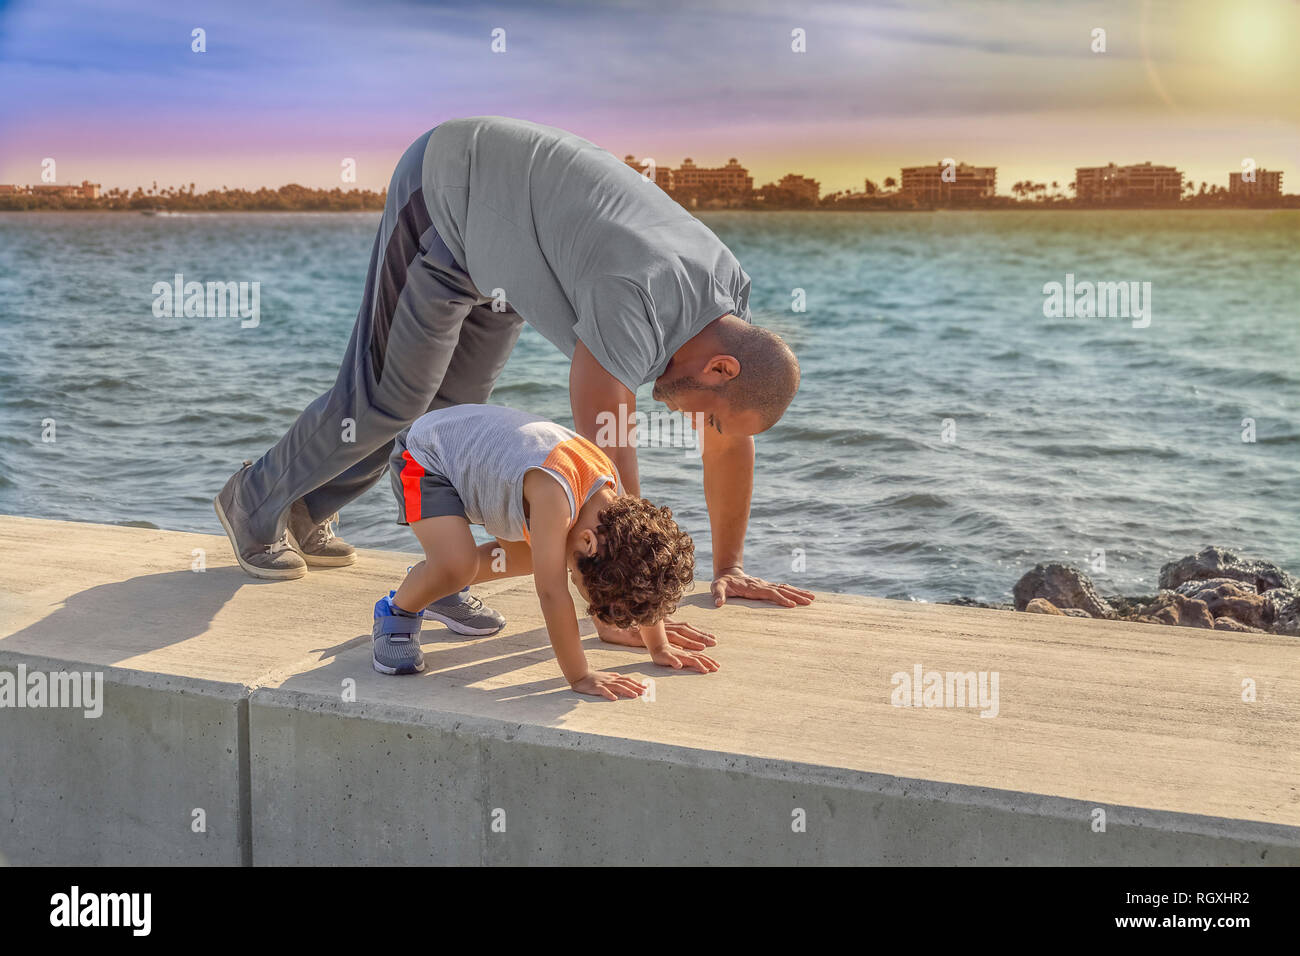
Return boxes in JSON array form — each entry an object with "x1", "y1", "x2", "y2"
[{"x1": 521, "y1": 436, "x2": 620, "y2": 544}]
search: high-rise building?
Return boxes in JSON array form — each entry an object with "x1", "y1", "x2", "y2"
[
  {"x1": 775, "y1": 173, "x2": 820, "y2": 204},
  {"x1": 23, "y1": 180, "x2": 102, "y2": 199},
  {"x1": 900, "y1": 162, "x2": 996, "y2": 203},
  {"x1": 1228, "y1": 169, "x2": 1283, "y2": 197},
  {"x1": 672, "y1": 157, "x2": 753, "y2": 196},
  {"x1": 1074, "y1": 163, "x2": 1183, "y2": 203},
  {"x1": 622, "y1": 154, "x2": 673, "y2": 191}
]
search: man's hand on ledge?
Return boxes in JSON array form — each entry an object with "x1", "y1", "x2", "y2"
[
  {"x1": 710, "y1": 568, "x2": 816, "y2": 609},
  {"x1": 594, "y1": 617, "x2": 717, "y2": 649}
]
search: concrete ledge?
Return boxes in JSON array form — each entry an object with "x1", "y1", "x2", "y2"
[
  {"x1": 2, "y1": 515, "x2": 1298, "y2": 865},
  {"x1": 250, "y1": 690, "x2": 1300, "y2": 865},
  {"x1": 0, "y1": 653, "x2": 251, "y2": 865}
]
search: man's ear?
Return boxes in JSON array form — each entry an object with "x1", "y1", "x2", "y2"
[
  {"x1": 702, "y1": 354, "x2": 741, "y2": 383},
  {"x1": 577, "y1": 528, "x2": 599, "y2": 557}
]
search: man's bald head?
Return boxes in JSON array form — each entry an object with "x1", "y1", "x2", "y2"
[{"x1": 654, "y1": 318, "x2": 801, "y2": 434}]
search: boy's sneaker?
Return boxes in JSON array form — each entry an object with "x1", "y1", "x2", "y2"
[
  {"x1": 372, "y1": 595, "x2": 425, "y2": 675},
  {"x1": 214, "y1": 462, "x2": 308, "y2": 580},
  {"x1": 391, "y1": 585, "x2": 506, "y2": 636},
  {"x1": 287, "y1": 499, "x2": 356, "y2": 567}
]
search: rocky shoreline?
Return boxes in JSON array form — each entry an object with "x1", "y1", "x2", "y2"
[{"x1": 945, "y1": 546, "x2": 1300, "y2": 637}]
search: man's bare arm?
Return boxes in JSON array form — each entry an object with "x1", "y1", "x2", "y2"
[
  {"x1": 702, "y1": 427, "x2": 754, "y2": 577},
  {"x1": 702, "y1": 425, "x2": 816, "y2": 609},
  {"x1": 570, "y1": 340, "x2": 640, "y2": 497}
]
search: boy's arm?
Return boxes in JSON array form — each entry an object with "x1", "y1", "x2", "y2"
[
  {"x1": 525, "y1": 479, "x2": 591, "y2": 684},
  {"x1": 524, "y1": 472, "x2": 644, "y2": 699}
]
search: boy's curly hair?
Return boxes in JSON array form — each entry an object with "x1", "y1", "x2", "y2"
[{"x1": 576, "y1": 497, "x2": 695, "y2": 629}]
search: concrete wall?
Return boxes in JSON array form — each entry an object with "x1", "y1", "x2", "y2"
[
  {"x1": 248, "y1": 691, "x2": 1300, "y2": 866},
  {"x1": 2, "y1": 517, "x2": 1298, "y2": 866},
  {"x1": 0, "y1": 654, "x2": 249, "y2": 866}
]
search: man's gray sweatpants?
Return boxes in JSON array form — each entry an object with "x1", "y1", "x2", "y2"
[{"x1": 236, "y1": 128, "x2": 524, "y2": 543}]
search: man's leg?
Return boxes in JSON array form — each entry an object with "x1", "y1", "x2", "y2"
[
  {"x1": 215, "y1": 129, "x2": 485, "y2": 578},
  {"x1": 367, "y1": 299, "x2": 529, "y2": 625},
  {"x1": 425, "y1": 301, "x2": 526, "y2": 409},
  {"x1": 299, "y1": 301, "x2": 524, "y2": 530}
]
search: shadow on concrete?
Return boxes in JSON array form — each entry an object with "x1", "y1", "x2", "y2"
[
  {"x1": 0, "y1": 566, "x2": 265, "y2": 667},
  {"x1": 270, "y1": 618, "x2": 716, "y2": 729}
]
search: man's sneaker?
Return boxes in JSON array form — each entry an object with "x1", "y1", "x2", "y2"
[
  {"x1": 287, "y1": 499, "x2": 357, "y2": 567},
  {"x1": 391, "y1": 585, "x2": 506, "y2": 636},
  {"x1": 214, "y1": 462, "x2": 307, "y2": 580},
  {"x1": 372, "y1": 595, "x2": 425, "y2": 675}
]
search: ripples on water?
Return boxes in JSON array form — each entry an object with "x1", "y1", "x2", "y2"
[{"x1": 1, "y1": 210, "x2": 1297, "y2": 602}]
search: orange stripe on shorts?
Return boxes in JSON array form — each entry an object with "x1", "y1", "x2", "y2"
[{"x1": 400, "y1": 450, "x2": 426, "y2": 523}]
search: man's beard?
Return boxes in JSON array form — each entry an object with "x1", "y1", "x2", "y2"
[{"x1": 653, "y1": 374, "x2": 705, "y2": 404}]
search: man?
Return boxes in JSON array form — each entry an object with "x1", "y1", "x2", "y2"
[{"x1": 215, "y1": 116, "x2": 813, "y2": 646}]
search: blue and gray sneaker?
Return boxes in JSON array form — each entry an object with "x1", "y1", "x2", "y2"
[
  {"x1": 391, "y1": 583, "x2": 506, "y2": 636},
  {"x1": 372, "y1": 595, "x2": 425, "y2": 675}
]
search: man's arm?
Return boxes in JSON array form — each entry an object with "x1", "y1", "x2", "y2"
[
  {"x1": 702, "y1": 427, "x2": 753, "y2": 578},
  {"x1": 570, "y1": 340, "x2": 640, "y2": 497},
  {"x1": 702, "y1": 425, "x2": 816, "y2": 609},
  {"x1": 570, "y1": 341, "x2": 716, "y2": 647}
]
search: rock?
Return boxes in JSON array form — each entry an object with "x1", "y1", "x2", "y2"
[
  {"x1": 1013, "y1": 564, "x2": 1115, "y2": 618},
  {"x1": 943, "y1": 596, "x2": 1014, "y2": 611},
  {"x1": 1174, "y1": 580, "x2": 1273, "y2": 629},
  {"x1": 1062, "y1": 608, "x2": 1093, "y2": 618},
  {"x1": 1158, "y1": 546, "x2": 1296, "y2": 593},
  {"x1": 1261, "y1": 588, "x2": 1300, "y2": 637},
  {"x1": 1135, "y1": 591, "x2": 1215, "y2": 629},
  {"x1": 1173, "y1": 577, "x2": 1252, "y2": 598},
  {"x1": 1213, "y1": 616, "x2": 1263, "y2": 633},
  {"x1": 1105, "y1": 594, "x2": 1157, "y2": 618},
  {"x1": 1025, "y1": 598, "x2": 1064, "y2": 615}
]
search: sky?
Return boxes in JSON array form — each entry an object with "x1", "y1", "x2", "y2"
[{"x1": 1, "y1": 0, "x2": 1297, "y2": 195}]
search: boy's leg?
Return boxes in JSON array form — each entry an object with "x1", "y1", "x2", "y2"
[
  {"x1": 367, "y1": 300, "x2": 527, "y2": 621},
  {"x1": 471, "y1": 538, "x2": 533, "y2": 585},
  {"x1": 374, "y1": 441, "x2": 480, "y2": 675},
  {"x1": 392, "y1": 516, "x2": 480, "y2": 614}
]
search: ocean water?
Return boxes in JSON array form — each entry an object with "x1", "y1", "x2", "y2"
[{"x1": 0, "y1": 209, "x2": 1296, "y2": 602}]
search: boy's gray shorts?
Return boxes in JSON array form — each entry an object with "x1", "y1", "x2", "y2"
[{"x1": 388, "y1": 432, "x2": 467, "y2": 526}]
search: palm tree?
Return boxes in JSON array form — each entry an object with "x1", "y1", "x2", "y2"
[{"x1": 884, "y1": 177, "x2": 896, "y2": 191}]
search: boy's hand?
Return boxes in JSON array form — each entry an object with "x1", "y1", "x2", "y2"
[
  {"x1": 571, "y1": 671, "x2": 647, "y2": 700},
  {"x1": 594, "y1": 616, "x2": 716, "y2": 649},
  {"x1": 649, "y1": 646, "x2": 720, "y2": 674}
]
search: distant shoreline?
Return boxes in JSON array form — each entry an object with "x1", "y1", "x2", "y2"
[
  {"x1": 2, "y1": 202, "x2": 1297, "y2": 214},
  {"x1": 2, "y1": 182, "x2": 1297, "y2": 214}
]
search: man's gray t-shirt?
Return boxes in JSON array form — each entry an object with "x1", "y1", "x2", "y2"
[{"x1": 420, "y1": 116, "x2": 752, "y2": 392}]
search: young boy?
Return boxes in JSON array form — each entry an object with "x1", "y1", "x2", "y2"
[{"x1": 374, "y1": 403, "x2": 718, "y2": 699}]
